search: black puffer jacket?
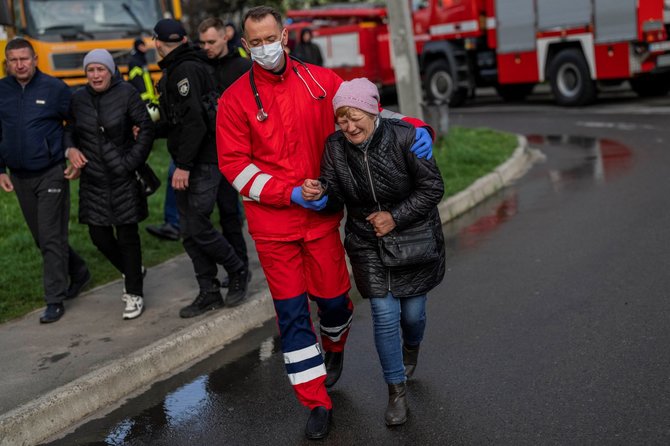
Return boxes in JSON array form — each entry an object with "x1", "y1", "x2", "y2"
[
  {"x1": 64, "y1": 74, "x2": 154, "y2": 226},
  {"x1": 320, "y1": 119, "x2": 445, "y2": 299}
]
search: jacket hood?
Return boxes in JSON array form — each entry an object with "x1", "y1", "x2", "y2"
[{"x1": 158, "y1": 43, "x2": 210, "y2": 70}]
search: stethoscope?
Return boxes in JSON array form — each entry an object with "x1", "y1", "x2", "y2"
[{"x1": 249, "y1": 55, "x2": 327, "y2": 122}]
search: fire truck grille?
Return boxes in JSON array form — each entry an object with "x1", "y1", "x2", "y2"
[{"x1": 51, "y1": 49, "x2": 158, "y2": 71}]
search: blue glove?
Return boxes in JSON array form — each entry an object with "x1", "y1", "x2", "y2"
[
  {"x1": 410, "y1": 127, "x2": 433, "y2": 160},
  {"x1": 291, "y1": 186, "x2": 328, "y2": 211}
]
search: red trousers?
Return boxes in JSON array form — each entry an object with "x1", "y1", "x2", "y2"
[{"x1": 255, "y1": 228, "x2": 353, "y2": 409}]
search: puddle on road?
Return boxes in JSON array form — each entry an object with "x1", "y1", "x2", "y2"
[
  {"x1": 527, "y1": 134, "x2": 633, "y2": 186},
  {"x1": 445, "y1": 134, "x2": 633, "y2": 251}
]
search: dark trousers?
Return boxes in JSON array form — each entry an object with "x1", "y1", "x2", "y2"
[
  {"x1": 88, "y1": 223, "x2": 143, "y2": 296},
  {"x1": 165, "y1": 160, "x2": 247, "y2": 267},
  {"x1": 12, "y1": 163, "x2": 87, "y2": 304},
  {"x1": 217, "y1": 176, "x2": 248, "y2": 267},
  {"x1": 175, "y1": 163, "x2": 243, "y2": 291},
  {"x1": 163, "y1": 160, "x2": 179, "y2": 228}
]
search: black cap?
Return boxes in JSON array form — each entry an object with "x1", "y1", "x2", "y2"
[{"x1": 153, "y1": 18, "x2": 187, "y2": 42}]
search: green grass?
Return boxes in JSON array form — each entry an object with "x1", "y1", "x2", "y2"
[
  {"x1": 0, "y1": 126, "x2": 517, "y2": 323},
  {"x1": 434, "y1": 126, "x2": 518, "y2": 196},
  {"x1": 0, "y1": 139, "x2": 184, "y2": 323}
]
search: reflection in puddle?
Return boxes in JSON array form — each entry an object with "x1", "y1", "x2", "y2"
[
  {"x1": 527, "y1": 134, "x2": 633, "y2": 187},
  {"x1": 458, "y1": 195, "x2": 518, "y2": 249},
  {"x1": 105, "y1": 418, "x2": 134, "y2": 446},
  {"x1": 259, "y1": 337, "x2": 275, "y2": 361},
  {"x1": 445, "y1": 134, "x2": 633, "y2": 251},
  {"x1": 163, "y1": 376, "x2": 210, "y2": 426}
]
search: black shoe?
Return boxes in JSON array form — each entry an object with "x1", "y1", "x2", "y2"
[
  {"x1": 385, "y1": 382, "x2": 408, "y2": 426},
  {"x1": 225, "y1": 268, "x2": 249, "y2": 307},
  {"x1": 305, "y1": 406, "x2": 331, "y2": 440},
  {"x1": 179, "y1": 290, "x2": 224, "y2": 318},
  {"x1": 403, "y1": 343, "x2": 420, "y2": 379},
  {"x1": 40, "y1": 303, "x2": 65, "y2": 324},
  {"x1": 324, "y1": 351, "x2": 344, "y2": 388},
  {"x1": 146, "y1": 223, "x2": 180, "y2": 241},
  {"x1": 65, "y1": 268, "x2": 91, "y2": 300}
]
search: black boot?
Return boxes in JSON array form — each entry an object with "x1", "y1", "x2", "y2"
[
  {"x1": 324, "y1": 351, "x2": 344, "y2": 388},
  {"x1": 225, "y1": 268, "x2": 249, "y2": 307},
  {"x1": 385, "y1": 382, "x2": 408, "y2": 426},
  {"x1": 179, "y1": 280, "x2": 224, "y2": 318},
  {"x1": 305, "y1": 406, "x2": 331, "y2": 440},
  {"x1": 403, "y1": 343, "x2": 420, "y2": 379}
]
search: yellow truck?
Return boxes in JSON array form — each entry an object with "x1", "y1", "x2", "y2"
[{"x1": 0, "y1": 0, "x2": 182, "y2": 85}]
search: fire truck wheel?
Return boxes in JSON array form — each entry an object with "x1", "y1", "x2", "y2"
[
  {"x1": 547, "y1": 48, "x2": 596, "y2": 106},
  {"x1": 424, "y1": 60, "x2": 467, "y2": 107},
  {"x1": 629, "y1": 74, "x2": 670, "y2": 97}
]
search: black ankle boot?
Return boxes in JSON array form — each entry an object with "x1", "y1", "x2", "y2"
[
  {"x1": 324, "y1": 351, "x2": 344, "y2": 388},
  {"x1": 403, "y1": 343, "x2": 420, "y2": 379},
  {"x1": 305, "y1": 406, "x2": 331, "y2": 440},
  {"x1": 385, "y1": 382, "x2": 408, "y2": 426}
]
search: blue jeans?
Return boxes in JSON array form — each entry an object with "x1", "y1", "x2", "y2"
[{"x1": 369, "y1": 292, "x2": 427, "y2": 384}]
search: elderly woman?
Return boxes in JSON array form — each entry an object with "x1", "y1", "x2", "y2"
[
  {"x1": 302, "y1": 78, "x2": 445, "y2": 426},
  {"x1": 65, "y1": 49, "x2": 154, "y2": 320}
]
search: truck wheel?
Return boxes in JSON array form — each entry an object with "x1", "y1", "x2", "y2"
[
  {"x1": 548, "y1": 48, "x2": 596, "y2": 106},
  {"x1": 630, "y1": 75, "x2": 670, "y2": 97},
  {"x1": 495, "y1": 83, "x2": 535, "y2": 102},
  {"x1": 424, "y1": 60, "x2": 467, "y2": 107}
]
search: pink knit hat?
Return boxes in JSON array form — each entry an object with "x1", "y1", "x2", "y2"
[{"x1": 332, "y1": 78, "x2": 380, "y2": 115}]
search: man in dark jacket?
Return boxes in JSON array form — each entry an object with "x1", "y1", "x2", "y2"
[
  {"x1": 198, "y1": 17, "x2": 252, "y2": 281},
  {"x1": 153, "y1": 18, "x2": 248, "y2": 317},
  {"x1": 0, "y1": 38, "x2": 90, "y2": 323},
  {"x1": 292, "y1": 28, "x2": 324, "y2": 66}
]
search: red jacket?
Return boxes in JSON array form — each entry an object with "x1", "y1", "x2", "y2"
[
  {"x1": 217, "y1": 56, "x2": 434, "y2": 242},
  {"x1": 217, "y1": 56, "x2": 343, "y2": 242}
]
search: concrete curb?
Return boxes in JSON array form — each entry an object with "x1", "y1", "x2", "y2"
[
  {"x1": 0, "y1": 290, "x2": 275, "y2": 446},
  {"x1": 0, "y1": 133, "x2": 539, "y2": 446}
]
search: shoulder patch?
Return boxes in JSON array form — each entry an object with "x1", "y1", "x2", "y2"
[{"x1": 177, "y1": 78, "x2": 190, "y2": 96}]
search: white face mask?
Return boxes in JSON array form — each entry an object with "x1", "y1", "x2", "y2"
[{"x1": 249, "y1": 41, "x2": 284, "y2": 71}]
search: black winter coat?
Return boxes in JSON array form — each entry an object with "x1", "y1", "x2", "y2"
[
  {"x1": 292, "y1": 42, "x2": 323, "y2": 66},
  {"x1": 64, "y1": 75, "x2": 154, "y2": 226},
  {"x1": 320, "y1": 119, "x2": 446, "y2": 299}
]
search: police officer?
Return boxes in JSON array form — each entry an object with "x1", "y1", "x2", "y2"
[{"x1": 153, "y1": 18, "x2": 248, "y2": 317}]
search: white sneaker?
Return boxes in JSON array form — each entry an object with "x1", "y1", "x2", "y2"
[{"x1": 122, "y1": 294, "x2": 144, "y2": 320}]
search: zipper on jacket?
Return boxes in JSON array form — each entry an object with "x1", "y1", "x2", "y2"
[
  {"x1": 363, "y1": 148, "x2": 392, "y2": 292},
  {"x1": 18, "y1": 88, "x2": 25, "y2": 169}
]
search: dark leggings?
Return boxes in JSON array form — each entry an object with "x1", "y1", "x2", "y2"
[{"x1": 88, "y1": 223, "x2": 143, "y2": 296}]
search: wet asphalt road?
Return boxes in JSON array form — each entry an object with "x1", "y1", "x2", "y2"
[{"x1": 48, "y1": 88, "x2": 670, "y2": 445}]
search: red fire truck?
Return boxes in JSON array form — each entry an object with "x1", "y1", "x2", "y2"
[{"x1": 287, "y1": 0, "x2": 670, "y2": 106}]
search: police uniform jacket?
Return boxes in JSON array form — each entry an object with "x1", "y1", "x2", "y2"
[{"x1": 157, "y1": 43, "x2": 216, "y2": 170}]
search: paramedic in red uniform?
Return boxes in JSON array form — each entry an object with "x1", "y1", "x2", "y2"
[{"x1": 216, "y1": 6, "x2": 435, "y2": 440}]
